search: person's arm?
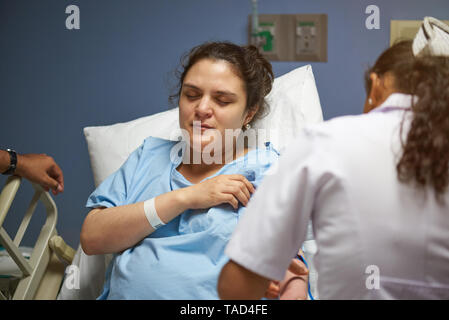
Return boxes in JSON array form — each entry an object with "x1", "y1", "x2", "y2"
[
  {"x1": 0, "y1": 150, "x2": 9, "y2": 173},
  {"x1": 219, "y1": 257, "x2": 309, "y2": 300},
  {"x1": 218, "y1": 260, "x2": 271, "y2": 300},
  {"x1": 80, "y1": 188, "x2": 187, "y2": 255},
  {"x1": 80, "y1": 174, "x2": 255, "y2": 255},
  {"x1": 277, "y1": 268, "x2": 308, "y2": 300},
  {"x1": 278, "y1": 278, "x2": 308, "y2": 300},
  {"x1": 1, "y1": 150, "x2": 64, "y2": 195},
  {"x1": 264, "y1": 252, "x2": 309, "y2": 300}
]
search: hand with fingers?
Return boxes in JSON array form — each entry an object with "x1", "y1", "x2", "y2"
[
  {"x1": 183, "y1": 174, "x2": 255, "y2": 210},
  {"x1": 264, "y1": 250, "x2": 309, "y2": 300},
  {"x1": 15, "y1": 153, "x2": 64, "y2": 195}
]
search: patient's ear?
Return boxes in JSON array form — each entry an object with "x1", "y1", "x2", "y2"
[{"x1": 244, "y1": 105, "x2": 259, "y2": 127}]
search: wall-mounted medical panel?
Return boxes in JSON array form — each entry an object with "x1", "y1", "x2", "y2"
[
  {"x1": 248, "y1": 14, "x2": 285, "y2": 61},
  {"x1": 294, "y1": 14, "x2": 327, "y2": 62},
  {"x1": 249, "y1": 14, "x2": 327, "y2": 62}
]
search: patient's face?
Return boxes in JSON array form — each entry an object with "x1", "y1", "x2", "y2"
[{"x1": 179, "y1": 58, "x2": 249, "y2": 156}]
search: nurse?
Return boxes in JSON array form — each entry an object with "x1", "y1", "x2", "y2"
[
  {"x1": 218, "y1": 18, "x2": 449, "y2": 299},
  {"x1": 80, "y1": 41, "x2": 307, "y2": 299}
]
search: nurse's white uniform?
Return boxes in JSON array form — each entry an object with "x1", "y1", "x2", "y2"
[{"x1": 225, "y1": 93, "x2": 449, "y2": 299}]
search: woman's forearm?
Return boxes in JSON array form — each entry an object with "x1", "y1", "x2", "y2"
[
  {"x1": 80, "y1": 188, "x2": 190, "y2": 255},
  {"x1": 154, "y1": 188, "x2": 191, "y2": 223},
  {"x1": 278, "y1": 269, "x2": 309, "y2": 300},
  {"x1": 80, "y1": 202, "x2": 150, "y2": 255}
]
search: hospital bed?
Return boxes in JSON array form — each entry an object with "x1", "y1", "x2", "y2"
[{"x1": 0, "y1": 64, "x2": 323, "y2": 300}]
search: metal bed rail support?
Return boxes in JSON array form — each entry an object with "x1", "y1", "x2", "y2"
[
  {"x1": 0, "y1": 176, "x2": 21, "y2": 228},
  {"x1": 0, "y1": 176, "x2": 58, "y2": 300},
  {"x1": 0, "y1": 228, "x2": 33, "y2": 276},
  {"x1": 14, "y1": 192, "x2": 41, "y2": 247},
  {"x1": 0, "y1": 289, "x2": 6, "y2": 300}
]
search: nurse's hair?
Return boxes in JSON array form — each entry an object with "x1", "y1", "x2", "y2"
[
  {"x1": 169, "y1": 41, "x2": 274, "y2": 126},
  {"x1": 365, "y1": 40, "x2": 449, "y2": 200}
]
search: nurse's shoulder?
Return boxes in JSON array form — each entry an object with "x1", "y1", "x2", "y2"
[{"x1": 297, "y1": 110, "x2": 397, "y2": 151}]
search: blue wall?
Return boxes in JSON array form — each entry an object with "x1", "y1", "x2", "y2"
[{"x1": 1, "y1": 0, "x2": 448, "y2": 248}]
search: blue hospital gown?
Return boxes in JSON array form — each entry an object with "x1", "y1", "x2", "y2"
[{"x1": 86, "y1": 136, "x2": 279, "y2": 299}]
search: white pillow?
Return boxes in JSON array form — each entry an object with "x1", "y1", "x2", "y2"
[
  {"x1": 257, "y1": 64, "x2": 323, "y2": 153},
  {"x1": 84, "y1": 108, "x2": 180, "y2": 187},
  {"x1": 84, "y1": 64, "x2": 323, "y2": 187}
]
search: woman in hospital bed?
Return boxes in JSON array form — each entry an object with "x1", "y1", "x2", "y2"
[{"x1": 80, "y1": 42, "x2": 308, "y2": 299}]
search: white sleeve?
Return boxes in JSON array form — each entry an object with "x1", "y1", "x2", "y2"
[{"x1": 225, "y1": 128, "x2": 331, "y2": 280}]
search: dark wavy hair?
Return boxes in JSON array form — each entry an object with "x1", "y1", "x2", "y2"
[
  {"x1": 365, "y1": 40, "x2": 449, "y2": 200},
  {"x1": 169, "y1": 41, "x2": 274, "y2": 126}
]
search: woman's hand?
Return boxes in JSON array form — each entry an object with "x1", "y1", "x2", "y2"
[
  {"x1": 265, "y1": 280, "x2": 282, "y2": 299},
  {"x1": 183, "y1": 174, "x2": 255, "y2": 210},
  {"x1": 264, "y1": 253, "x2": 309, "y2": 300}
]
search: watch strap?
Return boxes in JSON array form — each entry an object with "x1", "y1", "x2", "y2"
[{"x1": 2, "y1": 149, "x2": 17, "y2": 175}]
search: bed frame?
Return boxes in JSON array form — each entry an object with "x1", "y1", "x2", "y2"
[{"x1": 0, "y1": 176, "x2": 75, "y2": 300}]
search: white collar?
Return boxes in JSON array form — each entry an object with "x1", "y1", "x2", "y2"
[{"x1": 370, "y1": 93, "x2": 417, "y2": 113}]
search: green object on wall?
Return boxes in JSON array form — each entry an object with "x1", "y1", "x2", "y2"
[{"x1": 259, "y1": 30, "x2": 273, "y2": 52}]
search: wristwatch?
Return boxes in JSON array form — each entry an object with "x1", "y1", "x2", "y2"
[{"x1": 2, "y1": 149, "x2": 17, "y2": 175}]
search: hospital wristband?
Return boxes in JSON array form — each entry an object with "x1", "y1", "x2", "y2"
[{"x1": 143, "y1": 197, "x2": 166, "y2": 230}]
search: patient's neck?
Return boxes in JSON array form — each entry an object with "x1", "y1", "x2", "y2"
[{"x1": 177, "y1": 146, "x2": 248, "y2": 184}]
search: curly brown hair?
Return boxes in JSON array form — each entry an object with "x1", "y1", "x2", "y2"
[
  {"x1": 365, "y1": 40, "x2": 449, "y2": 200},
  {"x1": 169, "y1": 41, "x2": 274, "y2": 126}
]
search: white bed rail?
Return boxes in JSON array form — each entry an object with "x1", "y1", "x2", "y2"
[{"x1": 0, "y1": 175, "x2": 58, "y2": 300}]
